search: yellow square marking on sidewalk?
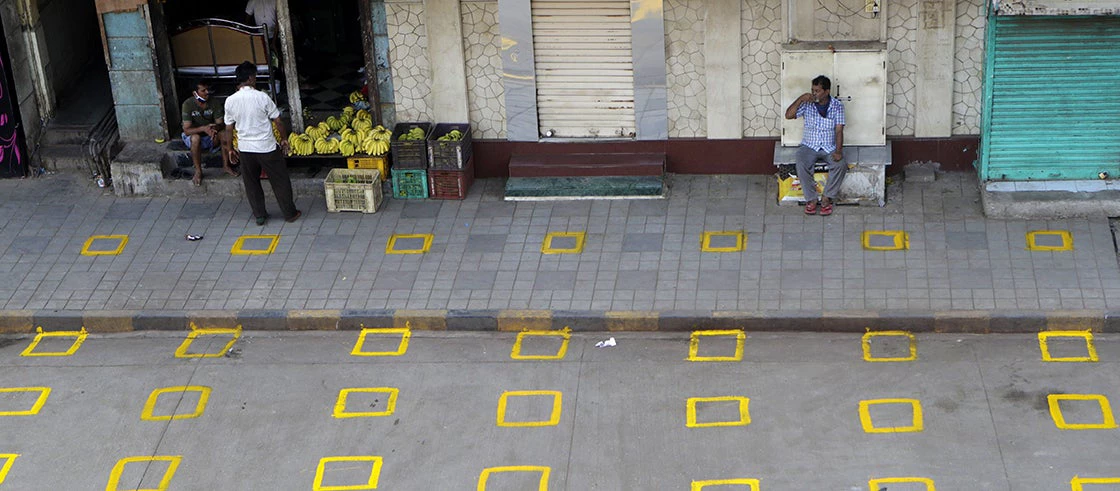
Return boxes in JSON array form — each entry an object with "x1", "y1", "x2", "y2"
[
  {"x1": 313, "y1": 456, "x2": 383, "y2": 491},
  {"x1": 862, "y1": 330, "x2": 917, "y2": 362},
  {"x1": 862, "y1": 230, "x2": 909, "y2": 251},
  {"x1": 869, "y1": 477, "x2": 935, "y2": 490},
  {"x1": 511, "y1": 329, "x2": 571, "y2": 360},
  {"x1": 352, "y1": 327, "x2": 411, "y2": 356},
  {"x1": 691, "y1": 478, "x2": 760, "y2": 491},
  {"x1": 21, "y1": 326, "x2": 88, "y2": 357},
  {"x1": 174, "y1": 323, "x2": 241, "y2": 358},
  {"x1": 81, "y1": 235, "x2": 128, "y2": 256},
  {"x1": 859, "y1": 398, "x2": 924, "y2": 433},
  {"x1": 1038, "y1": 331, "x2": 1098, "y2": 362},
  {"x1": 1048, "y1": 394, "x2": 1117, "y2": 430},
  {"x1": 1027, "y1": 230, "x2": 1073, "y2": 251},
  {"x1": 700, "y1": 231, "x2": 746, "y2": 253},
  {"x1": 686, "y1": 396, "x2": 751, "y2": 428},
  {"x1": 386, "y1": 234, "x2": 433, "y2": 254},
  {"x1": 1072, "y1": 476, "x2": 1120, "y2": 490},
  {"x1": 541, "y1": 232, "x2": 586, "y2": 254},
  {"x1": 333, "y1": 388, "x2": 399, "y2": 418},
  {"x1": 141, "y1": 386, "x2": 211, "y2": 421},
  {"x1": 497, "y1": 390, "x2": 562, "y2": 427},
  {"x1": 0, "y1": 454, "x2": 18, "y2": 485},
  {"x1": 688, "y1": 330, "x2": 745, "y2": 362},
  {"x1": 106, "y1": 455, "x2": 180, "y2": 491},
  {"x1": 0, "y1": 387, "x2": 50, "y2": 416},
  {"x1": 231, "y1": 235, "x2": 279, "y2": 255},
  {"x1": 477, "y1": 466, "x2": 550, "y2": 491}
]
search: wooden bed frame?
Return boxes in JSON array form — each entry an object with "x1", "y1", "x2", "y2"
[{"x1": 170, "y1": 18, "x2": 279, "y2": 100}]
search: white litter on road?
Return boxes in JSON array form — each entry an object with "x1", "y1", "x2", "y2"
[{"x1": 595, "y1": 337, "x2": 616, "y2": 348}]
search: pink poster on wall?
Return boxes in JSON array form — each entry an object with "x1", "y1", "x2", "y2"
[{"x1": 0, "y1": 35, "x2": 27, "y2": 178}]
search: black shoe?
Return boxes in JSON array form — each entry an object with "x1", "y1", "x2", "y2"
[
  {"x1": 255, "y1": 215, "x2": 268, "y2": 226},
  {"x1": 285, "y1": 210, "x2": 302, "y2": 223}
]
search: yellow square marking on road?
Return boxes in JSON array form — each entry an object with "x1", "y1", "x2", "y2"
[
  {"x1": 477, "y1": 466, "x2": 550, "y2": 491},
  {"x1": 0, "y1": 454, "x2": 18, "y2": 485},
  {"x1": 106, "y1": 455, "x2": 180, "y2": 491},
  {"x1": 352, "y1": 327, "x2": 411, "y2": 357},
  {"x1": 1027, "y1": 230, "x2": 1074, "y2": 251},
  {"x1": 0, "y1": 387, "x2": 50, "y2": 416},
  {"x1": 21, "y1": 326, "x2": 88, "y2": 357},
  {"x1": 1048, "y1": 394, "x2": 1117, "y2": 430},
  {"x1": 385, "y1": 234, "x2": 433, "y2": 254},
  {"x1": 686, "y1": 396, "x2": 751, "y2": 428},
  {"x1": 701, "y1": 231, "x2": 746, "y2": 253},
  {"x1": 333, "y1": 388, "x2": 399, "y2": 418},
  {"x1": 688, "y1": 330, "x2": 745, "y2": 362},
  {"x1": 313, "y1": 456, "x2": 382, "y2": 491},
  {"x1": 174, "y1": 323, "x2": 241, "y2": 358},
  {"x1": 541, "y1": 232, "x2": 586, "y2": 254},
  {"x1": 231, "y1": 235, "x2": 279, "y2": 255},
  {"x1": 141, "y1": 386, "x2": 211, "y2": 421},
  {"x1": 1038, "y1": 331, "x2": 1098, "y2": 362},
  {"x1": 691, "y1": 478, "x2": 760, "y2": 491},
  {"x1": 511, "y1": 329, "x2": 571, "y2": 360},
  {"x1": 497, "y1": 390, "x2": 563, "y2": 427},
  {"x1": 81, "y1": 235, "x2": 128, "y2": 256},
  {"x1": 869, "y1": 477, "x2": 935, "y2": 490},
  {"x1": 862, "y1": 330, "x2": 917, "y2": 362},
  {"x1": 862, "y1": 230, "x2": 909, "y2": 251},
  {"x1": 859, "y1": 398, "x2": 924, "y2": 433},
  {"x1": 1072, "y1": 476, "x2": 1120, "y2": 490}
]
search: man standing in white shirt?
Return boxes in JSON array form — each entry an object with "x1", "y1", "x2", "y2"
[
  {"x1": 244, "y1": 0, "x2": 277, "y2": 39},
  {"x1": 224, "y1": 61, "x2": 301, "y2": 226}
]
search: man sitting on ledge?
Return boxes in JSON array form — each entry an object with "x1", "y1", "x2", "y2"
[{"x1": 784, "y1": 74, "x2": 846, "y2": 216}]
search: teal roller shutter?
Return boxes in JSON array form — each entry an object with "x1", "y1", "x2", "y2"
[{"x1": 981, "y1": 16, "x2": 1120, "y2": 181}]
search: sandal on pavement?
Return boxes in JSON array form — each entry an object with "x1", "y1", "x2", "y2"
[
  {"x1": 804, "y1": 200, "x2": 818, "y2": 215},
  {"x1": 819, "y1": 201, "x2": 833, "y2": 216}
]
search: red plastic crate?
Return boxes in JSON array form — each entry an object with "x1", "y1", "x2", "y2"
[{"x1": 428, "y1": 157, "x2": 474, "y2": 200}]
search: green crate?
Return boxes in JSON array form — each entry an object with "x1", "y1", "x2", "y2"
[{"x1": 392, "y1": 169, "x2": 429, "y2": 199}]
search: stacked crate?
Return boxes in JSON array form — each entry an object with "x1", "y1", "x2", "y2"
[
  {"x1": 324, "y1": 168, "x2": 383, "y2": 213},
  {"x1": 391, "y1": 122, "x2": 431, "y2": 199},
  {"x1": 427, "y1": 123, "x2": 474, "y2": 200}
]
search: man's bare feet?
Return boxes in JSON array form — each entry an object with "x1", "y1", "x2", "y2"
[
  {"x1": 192, "y1": 172, "x2": 202, "y2": 186},
  {"x1": 223, "y1": 166, "x2": 241, "y2": 177}
]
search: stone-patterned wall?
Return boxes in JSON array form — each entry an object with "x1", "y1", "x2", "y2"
[
  {"x1": 953, "y1": 0, "x2": 984, "y2": 135},
  {"x1": 386, "y1": 0, "x2": 432, "y2": 124},
  {"x1": 741, "y1": 0, "x2": 783, "y2": 137},
  {"x1": 462, "y1": 1, "x2": 506, "y2": 139},
  {"x1": 664, "y1": 0, "x2": 706, "y2": 138},
  {"x1": 886, "y1": 0, "x2": 917, "y2": 136}
]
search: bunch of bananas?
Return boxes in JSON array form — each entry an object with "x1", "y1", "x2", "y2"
[
  {"x1": 325, "y1": 116, "x2": 343, "y2": 132},
  {"x1": 437, "y1": 129, "x2": 464, "y2": 141},
  {"x1": 314, "y1": 138, "x2": 339, "y2": 155},
  {"x1": 348, "y1": 90, "x2": 366, "y2": 104},
  {"x1": 339, "y1": 140, "x2": 356, "y2": 157},
  {"x1": 287, "y1": 133, "x2": 314, "y2": 156},
  {"x1": 371, "y1": 125, "x2": 392, "y2": 141},
  {"x1": 305, "y1": 124, "x2": 329, "y2": 141},
  {"x1": 397, "y1": 127, "x2": 426, "y2": 141}
]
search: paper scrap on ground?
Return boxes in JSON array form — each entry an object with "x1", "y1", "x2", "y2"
[{"x1": 595, "y1": 337, "x2": 616, "y2": 348}]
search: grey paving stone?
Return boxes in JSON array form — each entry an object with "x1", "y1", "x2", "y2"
[
  {"x1": 705, "y1": 199, "x2": 746, "y2": 216},
  {"x1": 621, "y1": 233, "x2": 663, "y2": 253},
  {"x1": 946, "y1": 231, "x2": 988, "y2": 250},
  {"x1": 391, "y1": 237, "x2": 428, "y2": 252},
  {"x1": 1035, "y1": 269, "x2": 1080, "y2": 288},
  {"x1": 782, "y1": 233, "x2": 824, "y2": 251},
  {"x1": 547, "y1": 235, "x2": 579, "y2": 251},
  {"x1": 475, "y1": 203, "x2": 517, "y2": 218},
  {"x1": 628, "y1": 200, "x2": 668, "y2": 216},
  {"x1": 311, "y1": 235, "x2": 354, "y2": 253},
  {"x1": 534, "y1": 271, "x2": 577, "y2": 290},
  {"x1": 949, "y1": 268, "x2": 994, "y2": 289},
  {"x1": 865, "y1": 233, "x2": 901, "y2": 249},
  {"x1": 178, "y1": 201, "x2": 220, "y2": 219},
  {"x1": 466, "y1": 234, "x2": 508, "y2": 253},
  {"x1": 453, "y1": 271, "x2": 498, "y2": 290},
  {"x1": 550, "y1": 202, "x2": 592, "y2": 217},
  {"x1": 61, "y1": 272, "x2": 105, "y2": 290},
  {"x1": 616, "y1": 271, "x2": 657, "y2": 290},
  {"x1": 104, "y1": 202, "x2": 148, "y2": 220},
  {"x1": 8, "y1": 236, "x2": 51, "y2": 255},
  {"x1": 780, "y1": 269, "x2": 822, "y2": 289},
  {"x1": 216, "y1": 271, "x2": 258, "y2": 289},
  {"x1": 37, "y1": 204, "x2": 73, "y2": 218},
  {"x1": 373, "y1": 271, "x2": 418, "y2": 290},
  {"x1": 400, "y1": 202, "x2": 442, "y2": 218},
  {"x1": 698, "y1": 270, "x2": 739, "y2": 290},
  {"x1": 864, "y1": 268, "x2": 909, "y2": 289}
]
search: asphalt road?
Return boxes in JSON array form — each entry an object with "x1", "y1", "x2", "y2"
[{"x1": 1, "y1": 329, "x2": 1118, "y2": 490}]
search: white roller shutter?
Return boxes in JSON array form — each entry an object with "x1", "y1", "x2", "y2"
[{"x1": 531, "y1": 0, "x2": 636, "y2": 139}]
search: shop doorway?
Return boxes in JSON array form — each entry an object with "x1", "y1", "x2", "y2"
[{"x1": 288, "y1": 0, "x2": 366, "y2": 120}]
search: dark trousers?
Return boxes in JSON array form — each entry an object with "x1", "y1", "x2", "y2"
[{"x1": 239, "y1": 149, "x2": 298, "y2": 220}]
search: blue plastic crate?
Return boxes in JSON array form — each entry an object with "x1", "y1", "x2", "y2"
[{"x1": 392, "y1": 169, "x2": 429, "y2": 199}]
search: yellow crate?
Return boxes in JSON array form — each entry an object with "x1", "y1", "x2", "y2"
[
  {"x1": 325, "y1": 168, "x2": 384, "y2": 213},
  {"x1": 347, "y1": 155, "x2": 389, "y2": 181}
]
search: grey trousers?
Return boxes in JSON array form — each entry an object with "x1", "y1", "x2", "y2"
[
  {"x1": 239, "y1": 149, "x2": 298, "y2": 220},
  {"x1": 795, "y1": 145, "x2": 848, "y2": 202}
]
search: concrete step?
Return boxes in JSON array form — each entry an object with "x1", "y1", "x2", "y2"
[
  {"x1": 509, "y1": 152, "x2": 665, "y2": 177},
  {"x1": 41, "y1": 126, "x2": 89, "y2": 146},
  {"x1": 38, "y1": 144, "x2": 89, "y2": 172},
  {"x1": 504, "y1": 176, "x2": 664, "y2": 200}
]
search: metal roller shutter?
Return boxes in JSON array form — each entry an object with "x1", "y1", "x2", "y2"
[
  {"x1": 981, "y1": 16, "x2": 1120, "y2": 181},
  {"x1": 531, "y1": 0, "x2": 636, "y2": 139}
]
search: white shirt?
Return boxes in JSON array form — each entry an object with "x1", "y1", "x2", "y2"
[
  {"x1": 245, "y1": 0, "x2": 277, "y2": 36},
  {"x1": 224, "y1": 86, "x2": 280, "y2": 154}
]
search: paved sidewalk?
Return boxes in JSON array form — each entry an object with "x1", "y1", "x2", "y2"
[{"x1": 0, "y1": 171, "x2": 1118, "y2": 332}]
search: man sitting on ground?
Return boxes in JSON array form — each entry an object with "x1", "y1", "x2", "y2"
[{"x1": 181, "y1": 79, "x2": 238, "y2": 185}]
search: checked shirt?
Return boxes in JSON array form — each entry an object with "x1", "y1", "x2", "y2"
[{"x1": 796, "y1": 97, "x2": 846, "y2": 153}]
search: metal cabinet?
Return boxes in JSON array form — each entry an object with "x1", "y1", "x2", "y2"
[{"x1": 780, "y1": 48, "x2": 886, "y2": 147}]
